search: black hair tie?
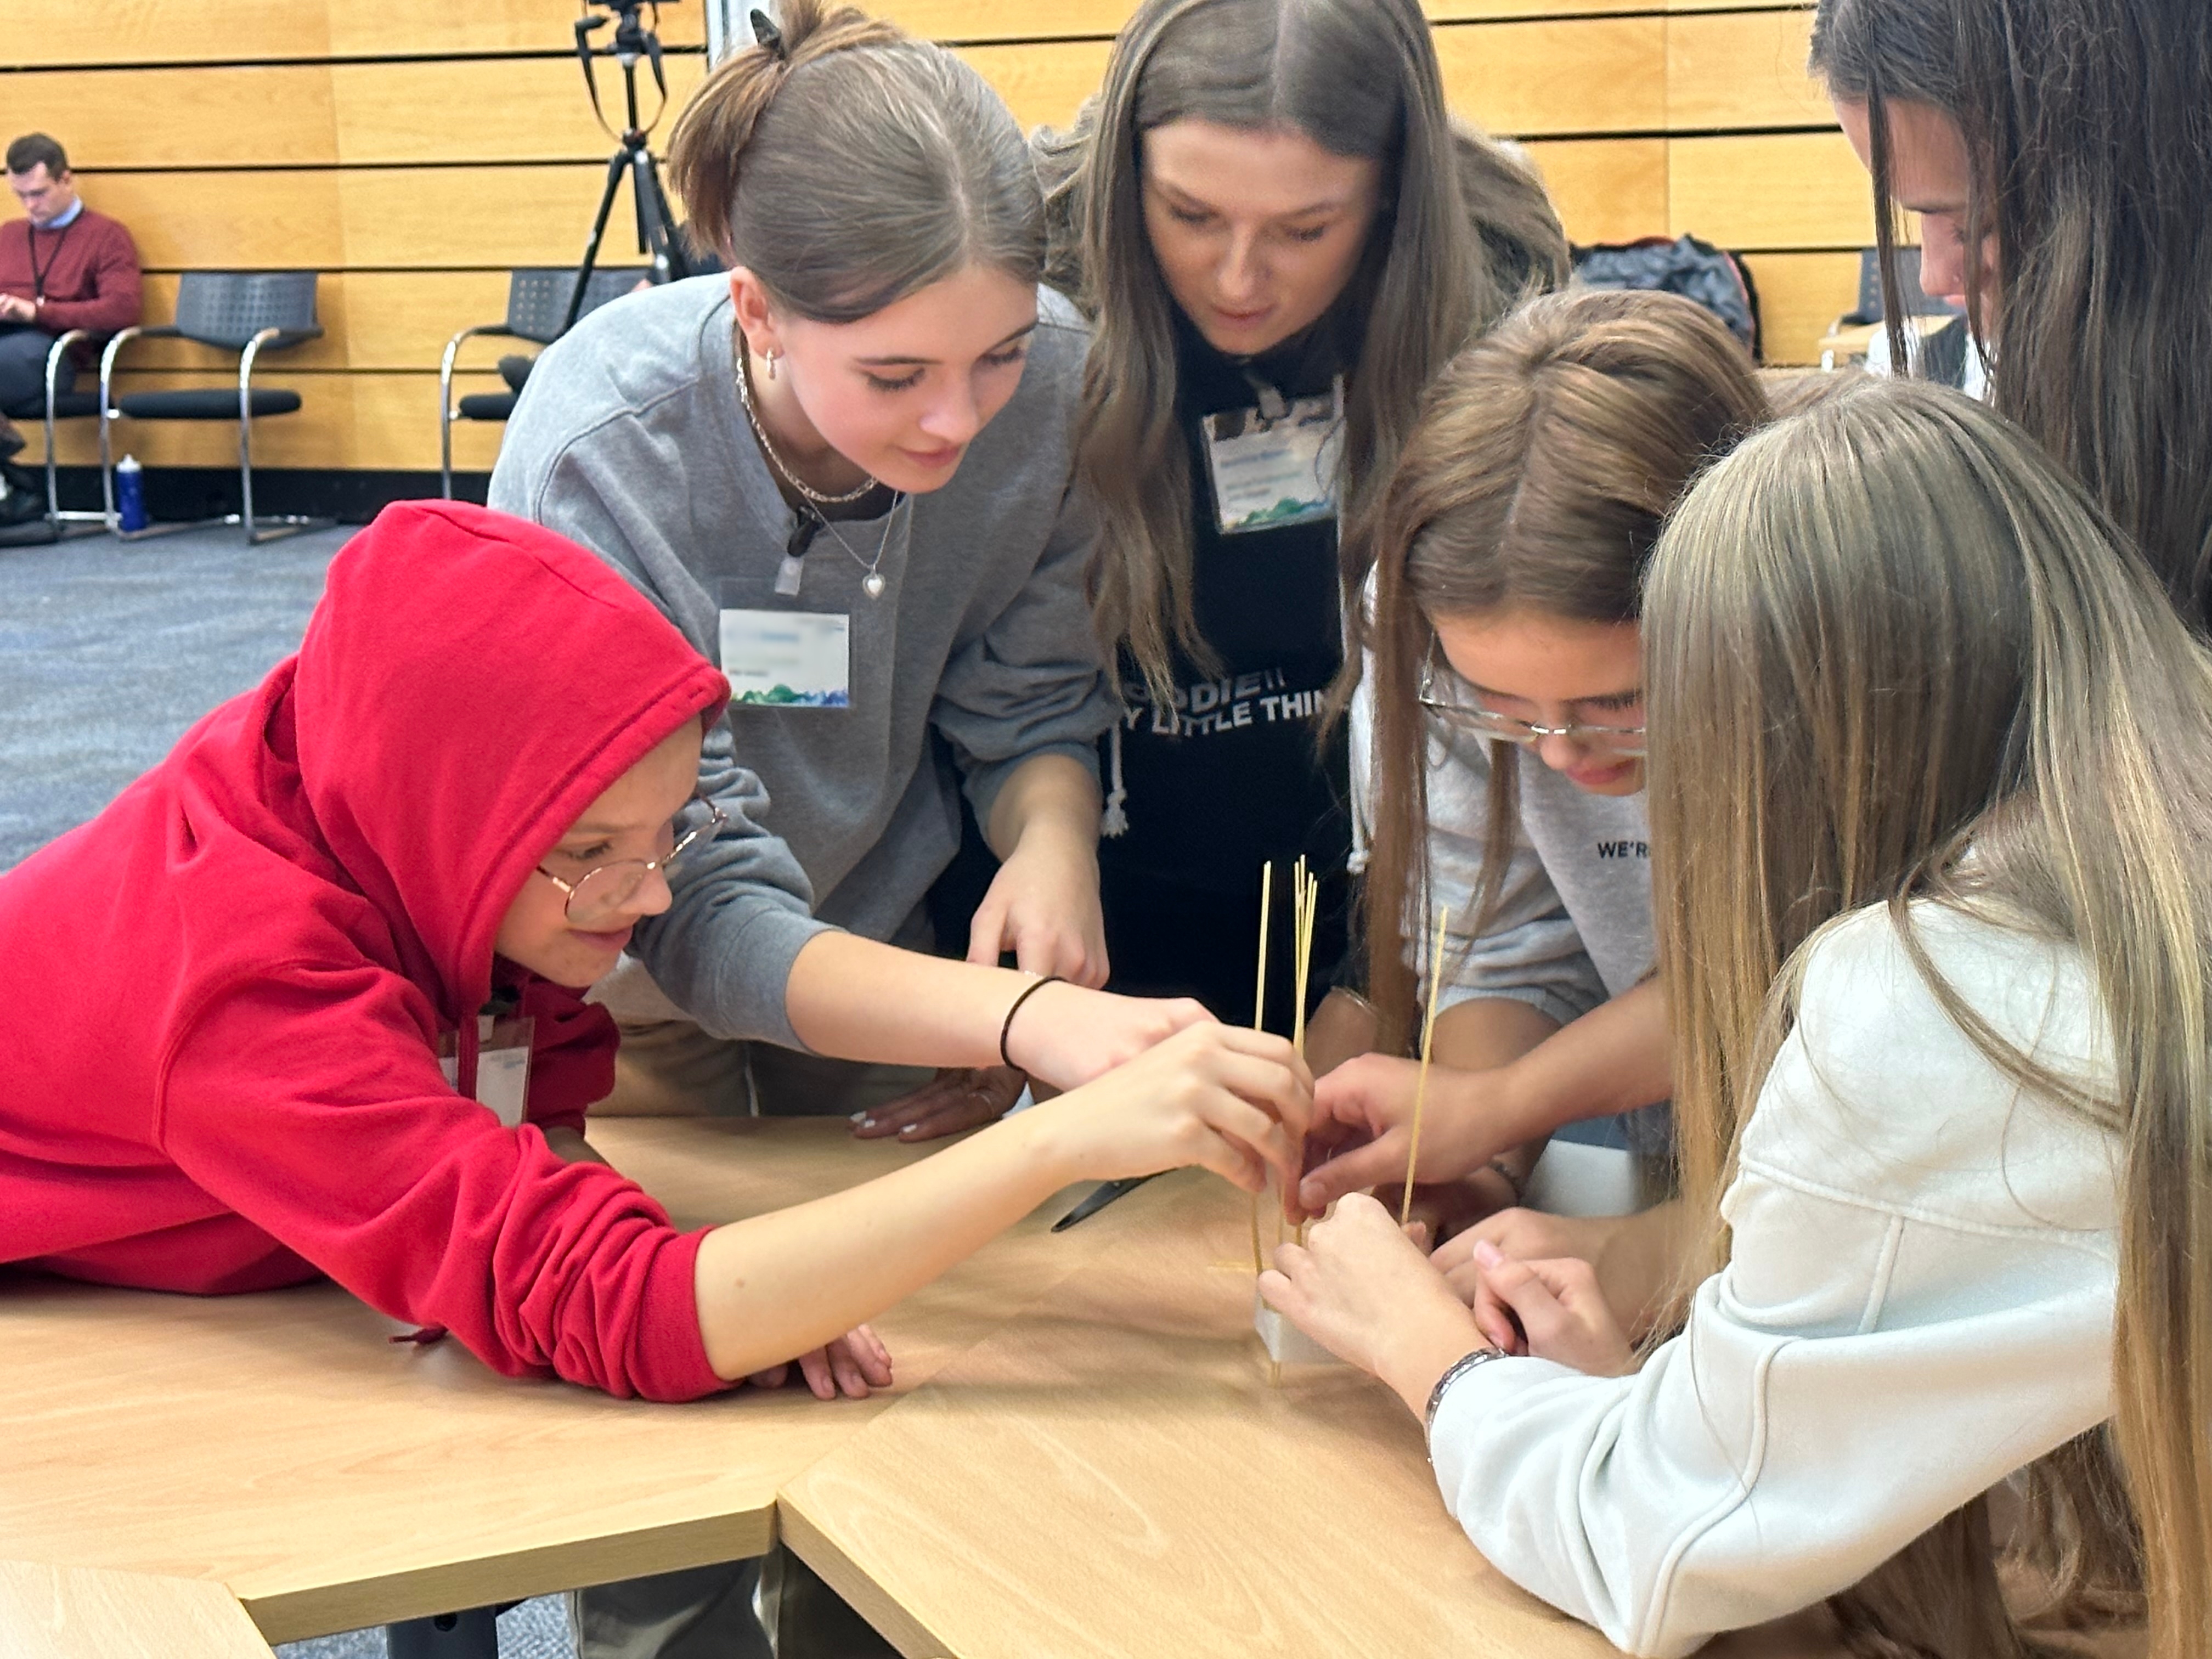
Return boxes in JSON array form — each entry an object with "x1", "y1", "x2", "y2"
[{"x1": 749, "y1": 8, "x2": 787, "y2": 59}]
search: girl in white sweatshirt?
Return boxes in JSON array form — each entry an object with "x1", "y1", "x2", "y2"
[{"x1": 1266, "y1": 380, "x2": 2204, "y2": 1656}]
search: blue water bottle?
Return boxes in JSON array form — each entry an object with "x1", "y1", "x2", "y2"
[{"x1": 115, "y1": 453, "x2": 147, "y2": 532}]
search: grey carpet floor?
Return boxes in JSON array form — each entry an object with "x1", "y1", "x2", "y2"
[
  {"x1": 0, "y1": 520, "x2": 580, "y2": 1657},
  {"x1": 0, "y1": 522, "x2": 347, "y2": 870}
]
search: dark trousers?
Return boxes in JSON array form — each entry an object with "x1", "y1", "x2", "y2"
[{"x1": 0, "y1": 326, "x2": 68, "y2": 411}]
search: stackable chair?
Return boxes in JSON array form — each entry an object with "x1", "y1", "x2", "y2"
[
  {"x1": 438, "y1": 265, "x2": 644, "y2": 498},
  {"x1": 99, "y1": 270, "x2": 325, "y2": 545},
  {"x1": 0, "y1": 330, "x2": 108, "y2": 542}
]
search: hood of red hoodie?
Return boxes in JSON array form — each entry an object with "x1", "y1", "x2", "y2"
[{"x1": 289, "y1": 500, "x2": 729, "y2": 1025}]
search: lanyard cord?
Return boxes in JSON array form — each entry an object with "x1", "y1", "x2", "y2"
[{"x1": 27, "y1": 217, "x2": 74, "y2": 303}]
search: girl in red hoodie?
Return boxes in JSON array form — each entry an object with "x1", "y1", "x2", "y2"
[{"x1": 0, "y1": 501, "x2": 1308, "y2": 1401}]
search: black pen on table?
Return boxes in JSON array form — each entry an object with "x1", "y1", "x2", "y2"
[{"x1": 1051, "y1": 1173, "x2": 1160, "y2": 1232}]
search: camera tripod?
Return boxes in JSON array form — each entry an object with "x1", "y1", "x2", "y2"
[{"x1": 567, "y1": 0, "x2": 693, "y2": 332}]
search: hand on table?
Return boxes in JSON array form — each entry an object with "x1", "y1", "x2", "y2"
[
  {"x1": 1001, "y1": 980, "x2": 1213, "y2": 1091},
  {"x1": 1257, "y1": 1193, "x2": 1484, "y2": 1412},
  {"x1": 745, "y1": 1324, "x2": 894, "y2": 1400},
  {"x1": 852, "y1": 1065, "x2": 1028, "y2": 1142},
  {"x1": 967, "y1": 830, "x2": 1109, "y2": 988},
  {"x1": 1298, "y1": 1053, "x2": 1534, "y2": 1215},
  {"x1": 1432, "y1": 1200, "x2": 1688, "y2": 1349},
  {"x1": 1028, "y1": 1021, "x2": 1312, "y2": 1198}
]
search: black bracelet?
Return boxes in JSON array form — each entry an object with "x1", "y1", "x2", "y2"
[
  {"x1": 1424, "y1": 1346, "x2": 1509, "y2": 1449},
  {"x1": 997, "y1": 974, "x2": 1066, "y2": 1069}
]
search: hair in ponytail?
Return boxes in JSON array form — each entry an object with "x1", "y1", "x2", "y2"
[{"x1": 667, "y1": 0, "x2": 1045, "y2": 324}]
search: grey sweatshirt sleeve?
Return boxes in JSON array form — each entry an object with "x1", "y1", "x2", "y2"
[
  {"x1": 930, "y1": 432, "x2": 1115, "y2": 832},
  {"x1": 1353, "y1": 674, "x2": 1607, "y2": 1026},
  {"x1": 490, "y1": 403, "x2": 831, "y2": 1049},
  {"x1": 1423, "y1": 909, "x2": 2117, "y2": 1656}
]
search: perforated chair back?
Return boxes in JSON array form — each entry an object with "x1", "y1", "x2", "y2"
[
  {"x1": 172, "y1": 271, "x2": 321, "y2": 349},
  {"x1": 504, "y1": 267, "x2": 646, "y2": 345}
]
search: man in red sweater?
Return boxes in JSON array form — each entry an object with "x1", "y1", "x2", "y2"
[{"x1": 0, "y1": 132, "x2": 140, "y2": 516}]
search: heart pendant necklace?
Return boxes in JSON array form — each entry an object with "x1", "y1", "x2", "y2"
[{"x1": 813, "y1": 494, "x2": 907, "y2": 601}]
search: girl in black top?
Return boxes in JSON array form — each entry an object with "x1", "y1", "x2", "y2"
[{"x1": 1037, "y1": 0, "x2": 1567, "y2": 1029}]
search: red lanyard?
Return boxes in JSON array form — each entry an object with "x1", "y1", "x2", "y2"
[{"x1": 27, "y1": 218, "x2": 74, "y2": 302}]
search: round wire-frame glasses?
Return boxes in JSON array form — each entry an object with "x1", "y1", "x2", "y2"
[
  {"x1": 535, "y1": 798, "x2": 727, "y2": 928},
  {"x1": 1416, "y1": 650, "x2": 1646, "y2": 757}
]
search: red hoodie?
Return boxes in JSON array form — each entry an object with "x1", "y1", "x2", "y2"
[{"x1": 0, "y1": 501, "x2": 732, "y2": 1402}]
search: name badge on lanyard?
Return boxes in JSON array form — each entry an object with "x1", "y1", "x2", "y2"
[
  {"x1": 1201, "y1": 377, "x2": 1344, "y2": 536},
  {"x1": 437, "y1": 1013, "x2": 535, "y2": 1129},
  {"x1": 719, "y1": 600, "x2": 851, "y2": 708}
]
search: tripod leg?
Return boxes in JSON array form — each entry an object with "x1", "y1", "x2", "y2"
[
  {"x1": 567, "y1": 150, "x2": 631, "y2": 332},
  {"x1": 630, "y1": 146, "x2": 678, "y2": 285}
]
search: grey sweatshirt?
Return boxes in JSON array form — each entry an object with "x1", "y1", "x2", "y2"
[
  {"x1": 490, "y1": 276, "x2": 1114, "y2": 1047},
  {"x1": 1353, "y1": 679, "x2": 1661, "y2": 1148}
]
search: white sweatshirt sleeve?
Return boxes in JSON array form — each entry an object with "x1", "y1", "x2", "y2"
[{"x1": 1424, "y1": 905, "x2": 2121, "y2": 1656}]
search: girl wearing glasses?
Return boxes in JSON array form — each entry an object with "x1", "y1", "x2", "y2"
[
  {"x1": 1269, "y1": 380, "x2": 2198, "y2": 1659},
  {"x1": 1299, "y1": 291, "x2": 1769, "y2": 1278},
  {"x1": 0, "y1": 501, "x2": 1309, "y2": 1409}
]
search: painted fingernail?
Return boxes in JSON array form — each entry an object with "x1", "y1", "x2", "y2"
[
  {"x1": 857, "y1": 1118, "x2": 875, "y2": 1130},
  {"x1": 1472, "y1": 1239, "x2": 1504, "y2": 1267},
  {"x1": 900, "y1": 1123, "x2": 918, "y2": 1135}
]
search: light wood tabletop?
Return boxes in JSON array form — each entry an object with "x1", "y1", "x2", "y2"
[
  {"x1": 0, "y1": 1560, "x2": 275, "y2": 1659},
  {"x1": 781, "y1": 1168, "x2": 1849, "y2": 1659},
  {"x1": 0, "y1": 1118, "x2": 1109, "y2": 1645}
]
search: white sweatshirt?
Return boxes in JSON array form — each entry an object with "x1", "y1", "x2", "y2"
[{"x1": 1427, "y1": 901, "x2": 2121, "y2": 1656}]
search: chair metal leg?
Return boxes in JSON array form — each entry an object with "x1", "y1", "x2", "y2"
[{"x1": 237, "y1": 329, "x2": 328, "y2": 545}]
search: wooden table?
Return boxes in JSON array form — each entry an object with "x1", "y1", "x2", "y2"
[
  {"x1": 0, "y1": 1561, "x2": 275, "y2": 1659},
  {"x1": 4, "y1": 1120, "x2": 1851, "y2": 1658},
  {"x1": 0, "y1": 1119, "x2": 1106, "y2": 1645},
  {"x1": 781, "y1": 1169, "x2": 1848, "y2": 1659}
]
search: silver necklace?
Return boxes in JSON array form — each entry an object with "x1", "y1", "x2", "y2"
[
  {"x1": 734, "y1": 338, "x2": 879, "y2": 507},
  {"x1": 815, "y1": 495, "x2": 907, "y2": 600},
  {"x1": 775, "y1": 493, "x2": 907, "y2": 601}
]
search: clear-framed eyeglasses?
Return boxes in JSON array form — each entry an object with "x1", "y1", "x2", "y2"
[
  {"x1": 534, "y1": 798, "x2": 727, "y2": 929},
  {"x1": 1417, "y1": 650, "x2": 1646, "y2": 757}
]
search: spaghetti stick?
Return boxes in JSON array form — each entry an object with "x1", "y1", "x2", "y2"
[
  {"x1": 1290, "y1": 864, "x2": 1319, "y2": 1244},
  {"x1": 1400, "y1": 904, "x2": 1453, "y2": 1227},
  {"x1": 1249, "y1": 860, "x2": 1273, "y2": 1275}
]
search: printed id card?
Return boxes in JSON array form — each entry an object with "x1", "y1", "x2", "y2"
[
  {"x1": 437, "y1": 1013, "x2": 535, "y2": 1129},
  {"x1": 1201, "y1": 381, "x2": 1344, "y2": 535},
  {"x1": 719, "y1": 607, "x2": 851, "y2": 708}
]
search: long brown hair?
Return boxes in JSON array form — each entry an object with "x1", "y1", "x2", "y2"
[
  {"x1": 667, "y1": 0, "x2": 1043, "y2": 323},
  {"x1": 1808, "y1": 0, "x2": 2212, "y2": 628},
  {"x1": 1649, "y1": 379, "x2": 2212, "y2": 1656},
  {"x1": 1357, "y1": 289, "x2": 1768, "y2": 1052},
  {"x1": 1036, "y1": 0, "x2": 1566, "y2": 701}
]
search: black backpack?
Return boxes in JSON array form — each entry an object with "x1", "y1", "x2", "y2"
[{"x1": 1571, "y1": 234, "x2": 1763, "y2": 361}]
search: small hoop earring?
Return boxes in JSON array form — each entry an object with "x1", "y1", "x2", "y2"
[{"x1": 764, "y1": 350, "x2": 780, "y2": 381}]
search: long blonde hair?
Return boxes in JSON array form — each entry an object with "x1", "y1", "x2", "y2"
[
  {"x1": 1647, "y1": 379, "x2": 2212, "y2": 1654},
  {"x1": 1034, "y1": 0, "x2": 1565, "y2": 701},
  {"x1": 1357, "y1": 289, "x2": 1767, "y2": 1053}
]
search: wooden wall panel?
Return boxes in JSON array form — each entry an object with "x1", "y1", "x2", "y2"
[
  {"x1": 28, "y1": 373, "x2": 509, "y2": 473},
  {"x1": 1435, "y1": 17, "x2": 1666, "y2": 137},
  {"x1": 1522, "y1": 138, "x2": 1669, "y2": 246},
  {"x1": 337, "y1": 167, "x2": 652, "y2": 269},
  {"x1": 1667, "y1": 9, "x2": 1829, "y2": 131},
  {"x1": 1, "y1": 66, "x2": 338, "y2": 170},
  {"x1": 1741, "y1": 251, "x2": 1862, "y2": 365},
  {"x1": 1670, "y1": 132, "x2": 1873, "y2": 250},
  {"x1": 118, "y1": 273, "x2": 526, "y2": 371},
  {"x1": 329, "y1": 57, "x2": 709, "y2": 165},
  {"x1": 69, "y1": 172, "x2": 347, "y2": 272},
  {"x1": 958, "y1": 42, "x2": 1116, "y2": 135}
]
